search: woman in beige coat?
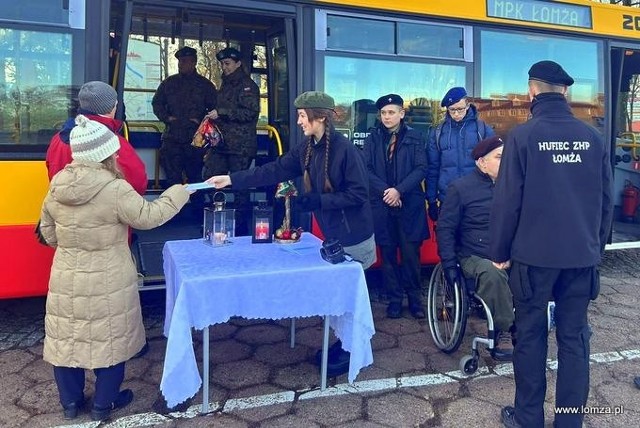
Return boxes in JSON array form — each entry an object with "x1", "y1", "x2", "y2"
[{"x1": 39, "y1": 115, "x2": 191, "y2": 421}]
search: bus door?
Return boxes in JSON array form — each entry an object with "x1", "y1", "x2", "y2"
[
  {"x1": 610, "y1": 46, "x2": 640, "y2": 247},
  {"x1": 111, "y1": 1, "x2": 298, "y2": 287}
]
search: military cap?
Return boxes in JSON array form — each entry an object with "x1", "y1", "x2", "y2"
[
  {"x1": 294, "y1": 91, "x2": 335, "y2": 110},
  {"x1": 440, "y1": 87, "x2": 467, "y2": 107},
  {"x1": 216, "y1": 47, "x2": 241, "y2": 62},
  {"x1": 472, "y1": 135, "x2": 503, "y2": 160},
  {"x1": 375, "y1": 94, "x2": 404, "y2": 110},
  {"x1": 528, "y1": 60, "x2": 574, "y2": 86},
  {"x1": 174, "y1": 46, "x2": 197, "y2": 59}
]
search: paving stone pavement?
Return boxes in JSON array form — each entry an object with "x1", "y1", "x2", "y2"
[{"x1": 0, "y1": 250, "x2": 639, "y2": 427}]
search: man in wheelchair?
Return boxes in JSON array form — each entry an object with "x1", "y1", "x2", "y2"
[{"x1": 436, "y1": 136, "x2": 515, "y2": 361}]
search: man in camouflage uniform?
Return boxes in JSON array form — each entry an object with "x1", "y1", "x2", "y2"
[
  {"x1": 152, "y1": 46, "x2": 217, "y2": 209},
  {"x1": 204, "y1": 47, "x2": 260, "y2": 235}
]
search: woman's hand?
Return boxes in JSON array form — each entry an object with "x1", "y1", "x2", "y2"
[{"x1": 206, "y1": 175, "x2": 232, "y2": 189}]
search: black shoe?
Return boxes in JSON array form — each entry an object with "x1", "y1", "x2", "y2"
[
  {"x1": 501, "y1": 406, "x2": 522, "y2": 428},
  {"x1": 62, "y1": 398, "x2": 84, "y2": 420},
  {"x1": 325, "y1": 348, "x2": 350, "y2": 378},
  {"x1": 131, "y1": 341, "x2": 149, "y2": 359},
  {"x1": 386, "y1": 302, "x2": 402, "y2": 319},
  {"x1": 635, "y1": 377, "x2": 640, "y2": 389},
  {"x1": 91, "y1": 389, "x2": 134, "y2": 421},
  {"x1": 409, "y1": 305, "x2": 426, "y2": 319},
  {"x1": 314, "y1": 340, "x2": 343, "y2": 367}
]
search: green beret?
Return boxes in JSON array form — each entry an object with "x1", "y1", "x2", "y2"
[
  {"x1": 294, "y1": 91, "x2": 335, "y2": 110},
  {"x1": 216, "y1": 47, "x2": 241, "y2": 62}
]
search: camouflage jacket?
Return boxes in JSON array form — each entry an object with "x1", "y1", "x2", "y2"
[
  {"x1": 152, "y1": 72, "x2": 217, "y2": 145},
  {"x1": 215, "y1": 67, "x2": 260, "y2": 157}
]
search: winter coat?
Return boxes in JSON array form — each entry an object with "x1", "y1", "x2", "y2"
[
  {"x1": 39, "y1": 161, "x2": 189, "y2": 369},
  {"x1": 426, "y1": 104, "x2": 494, "y2": 203},
  {"x1": 231, "y1": 130, "x2": 373, "y2": 246},
  {"x1": 363, "y1": 121, "x2": 429, "y2": 245},
  {"x1": 436, "y1": 168, "x2": 494, "y2": 270},
  {"x1": 212, "y1": 67, "x2": 260, "y2": 157},
  {"x1": 46, "y1": 112, "x2": 148, "y2": 195},
  {"x1": 489, "y1": 92, "x2": 614, "y2": 268},
  {"x1": 152, "y1": 72, "x2": 217, "y2": 146}
]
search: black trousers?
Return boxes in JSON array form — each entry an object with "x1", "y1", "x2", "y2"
[
  {"x1": 380, "y1": 215, "x2": 422, "y2": 306},
  {"x1": 53, "y1": 362, "x2": 125, "y2": 409},
  {"x1": 509, "y1": 262, "x2": 596, "y2": 428},
  {"x1": 160, "y1": 142, "x2": 205, "y2": 207}
]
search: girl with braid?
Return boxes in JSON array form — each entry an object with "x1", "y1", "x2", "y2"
[
  {"x1": 207, "y1": 91, "x2": 375, "y2": 265},
  {"x1": 206, "y1": 91, "x2": 375, "y2": 378}
]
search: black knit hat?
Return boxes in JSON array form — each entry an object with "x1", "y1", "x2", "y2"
[{"x1": 528, "y1": 60, "x2": 574, "y2": 86}]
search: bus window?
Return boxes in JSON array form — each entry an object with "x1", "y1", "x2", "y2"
[
  {"x1": 0, "y1": 28, "x2": 78, "y2": 145},
  {"x1": 324, "y1": 55, "x2": 465, "y2": 147},
  {"x1": 123, "y1": 39, "x2": 162, "y2": 122},
  {"x1": 479, "y1": 30, "x2": 604, "y2": 137}
]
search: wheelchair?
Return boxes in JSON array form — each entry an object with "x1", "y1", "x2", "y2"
[{"x1": 426, "y1": 263, "x2": 555, "y2": 375}]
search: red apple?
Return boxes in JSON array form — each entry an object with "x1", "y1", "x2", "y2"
[{"x1": 282, "y1": 229, "x2": 291, "y2": 240}]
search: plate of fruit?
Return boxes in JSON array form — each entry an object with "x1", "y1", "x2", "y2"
[{"x1": 274, "y1": 226, "x2": 303, "y2": 243}]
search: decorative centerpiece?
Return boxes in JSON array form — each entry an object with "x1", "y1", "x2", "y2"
[{"x1": 274, "y1": 180, "x2": 303, "y2": 243}]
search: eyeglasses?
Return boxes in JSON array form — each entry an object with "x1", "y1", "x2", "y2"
[{"x1": 448, "y1": 105, "x2": 469, "y2": 114}]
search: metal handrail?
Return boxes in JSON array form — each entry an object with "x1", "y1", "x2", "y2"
[
  {"x1": 257, "y1": 124, "x2": 284, "y2": 156},
  {"x1": 618, "y1": 132, "x2": 640, "y2": 160}
]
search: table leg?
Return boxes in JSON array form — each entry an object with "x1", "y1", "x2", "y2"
[
  {"x1": 290, "y1": 318, "x2": 296, "y2": 348},
  {"x1": 202, "y1": 326, "x2": 210, "y2": 414},
  {"x1": 321, "y1": 316, "x2": 329, "y2": 390}
]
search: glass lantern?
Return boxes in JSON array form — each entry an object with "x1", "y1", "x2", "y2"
[
  {"x1": 203, "y1": 192, "x2": 235, "y2": 246},
  {"x1": 252, "y1": 200, "x2": 273, "y2": 243}
]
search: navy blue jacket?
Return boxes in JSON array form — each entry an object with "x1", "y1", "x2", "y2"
[
  {"x1": 363, "y1": 121, "x2": 429, "y2": 245},
  {"x1": 426, "y1": 104, "x2": 494, "y2": 203},
  {"x1": 231, "y1": 130, "x2": 373, "y2": 246},
  {"x1": 437, "y1": 168, "x2": 494, "y2": 270},
  {"x1": 489, "y1": 93, "x2": 614, "y2": 268}
]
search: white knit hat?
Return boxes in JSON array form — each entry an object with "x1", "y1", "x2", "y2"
[{"x1": 70, "y1": 115, "x2": 120, "y2": 162}]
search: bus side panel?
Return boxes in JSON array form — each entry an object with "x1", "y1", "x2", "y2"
[
  {"x1": 310, "y1": 215, "x2": 439, "y2": 267},
  {"x1": 0, "y1": 161, "x2": 52, "y2": 298},
  {"x1": 0, "y1": 225, "x2": 54, "y2": 298}
]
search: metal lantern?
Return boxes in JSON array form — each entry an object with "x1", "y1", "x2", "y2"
[
  {"x1": 252, "y1": 200, "x2": 273, "y2": 243},
  {"x1": 203, "y1": 192, "x2": 235, "y2": 246}
]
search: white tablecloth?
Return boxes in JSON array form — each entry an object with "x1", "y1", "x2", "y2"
[{"x1": 160, "y1": 234, "x2": 375, "y2": 407}]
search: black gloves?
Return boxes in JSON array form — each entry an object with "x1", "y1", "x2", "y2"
[
  {"x1": 298, "y1": 193, "x2": 321, "y2": 212},
  {"x1": 444, "y1": 267, "x2": 459, "y2": 287},
  {"x1": 428, "y1": 202, "x2": 439, "y2": 222}
]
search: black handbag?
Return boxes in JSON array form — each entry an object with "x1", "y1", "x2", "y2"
[{"x1": 320, "y1": 239, "x2": 346, "y2": 264}]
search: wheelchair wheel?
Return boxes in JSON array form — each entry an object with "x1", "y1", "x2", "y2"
[
  {"x1": 459, "y1": 354, "x2": 478, "y2": 375},
  {"x1": 426, "y1": 263, "x2": 468, "y2": 354}
]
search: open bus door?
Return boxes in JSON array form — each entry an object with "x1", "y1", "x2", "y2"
[
  {"x1": 609, "y1": 46, "x2": 640, "y2": 248},
  {"x1": 107, "y1": 2, "x2": 297, "y2": 288}
]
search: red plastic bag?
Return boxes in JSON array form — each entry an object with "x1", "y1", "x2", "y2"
[{"x1": 191, "y1": 118, "x2": 224, "y2": 149}]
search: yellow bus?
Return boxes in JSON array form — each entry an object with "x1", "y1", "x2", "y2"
[{"x1": 1, "y1": 0, "x2": 638, "y2": 298}]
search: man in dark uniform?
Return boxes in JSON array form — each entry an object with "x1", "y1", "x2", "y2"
[
  {"x1": 152, "y1": 46, "x2": 217, "y2": 209},
  {"x1": 204, "y1": 47, "x2": 260, "y2": 235},
  {"x1": 363, "y1": 94, "x2": 429, "y2": 319},
  {"x1": 489, "y1": 61, "x2": 613, "y2": 428}
]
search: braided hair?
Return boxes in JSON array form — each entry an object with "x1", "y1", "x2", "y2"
[{"x1": 302, "y1": 108, "x2": 335, "y2": 193}]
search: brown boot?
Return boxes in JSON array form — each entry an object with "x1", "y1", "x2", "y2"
[{"x1": 492, "y1": 330, "x2": 513, "y2": 361}]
